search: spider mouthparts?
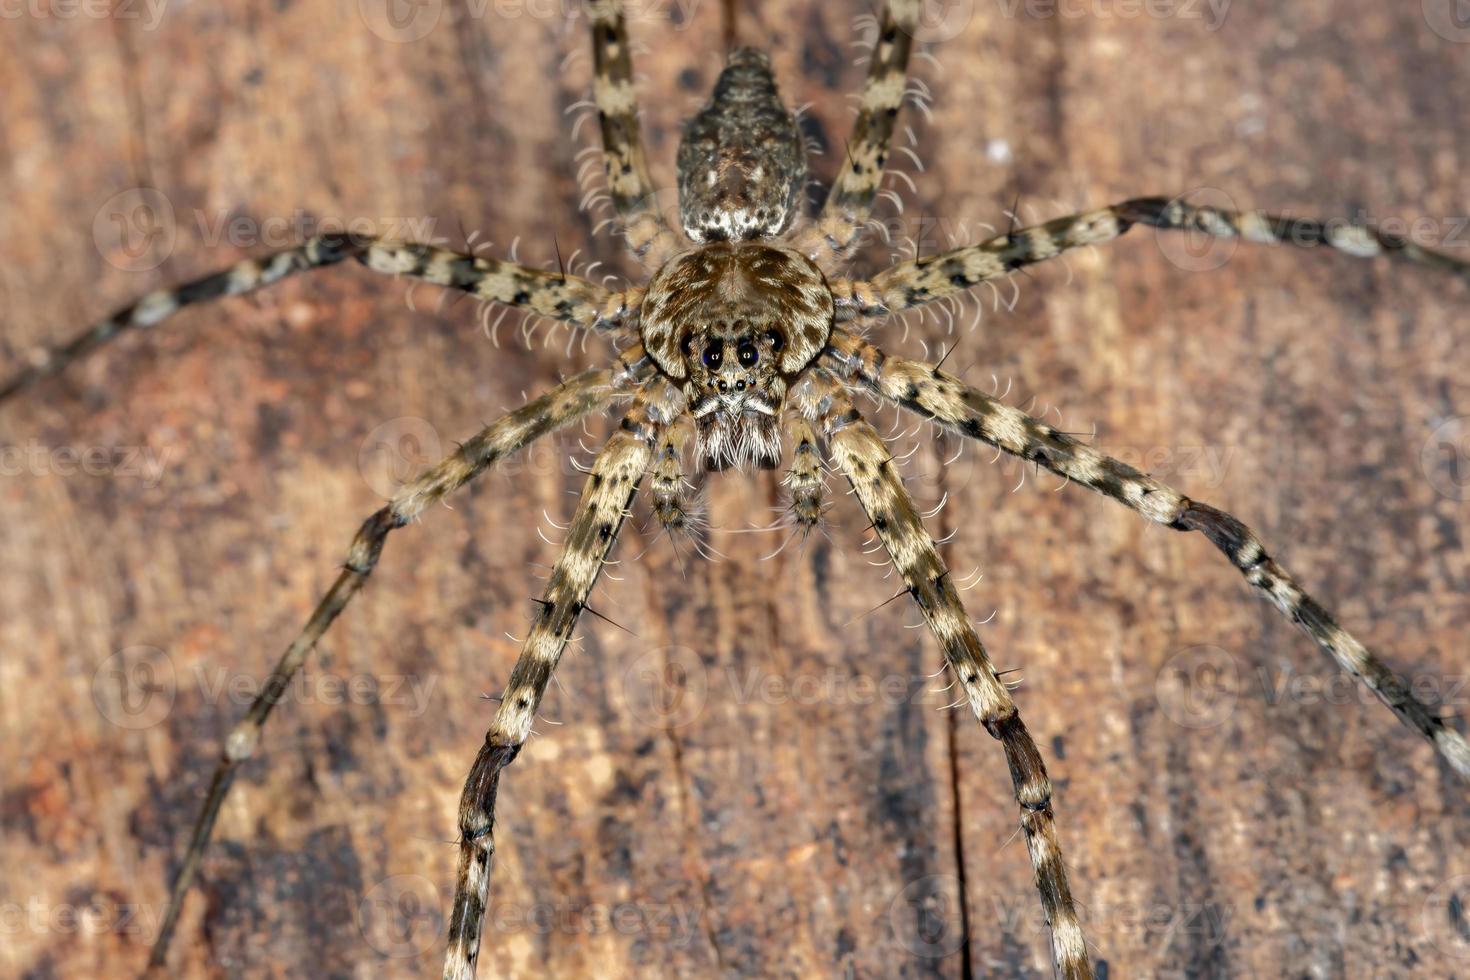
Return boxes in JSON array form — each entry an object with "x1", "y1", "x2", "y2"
[
  {"x1": 695, "y1": 408, "x2": 783, "y2": 472},
  {"x1": 702, "y1": 451, "x2": 781, "y2": 473}
]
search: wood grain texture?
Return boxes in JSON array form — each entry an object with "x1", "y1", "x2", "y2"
[{"x1": 3, "y1": 1, "x2": 1469, "y2": 977}]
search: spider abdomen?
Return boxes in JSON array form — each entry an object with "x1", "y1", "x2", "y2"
[{"x1": 676, "y1": 47, "x2": 806, "y2": 243}]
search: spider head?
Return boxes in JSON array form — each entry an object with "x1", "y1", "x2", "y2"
[{"x1": 641, "y1": 242, "x2": 834, "y2": 471}]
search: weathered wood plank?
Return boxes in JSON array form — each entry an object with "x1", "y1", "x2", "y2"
[{"x1": 2, "y1": 2, "x2": 1467, "y2": 977}]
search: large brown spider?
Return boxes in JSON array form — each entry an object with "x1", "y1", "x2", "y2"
[{"x1": 4, "y1": 1, "x2": 1468, "y2": 977}]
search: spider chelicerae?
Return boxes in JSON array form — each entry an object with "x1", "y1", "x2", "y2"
[{"x1": 6, "y1": 1, "x2": 1469, "y2": 977}]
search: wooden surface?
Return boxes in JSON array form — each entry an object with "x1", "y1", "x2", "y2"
[{"x1": 3, "y1": 2, "x2": 1469, "y2": 977}]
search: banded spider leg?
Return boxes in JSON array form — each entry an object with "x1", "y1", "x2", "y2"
[
  {"x1": 0, "y1": 235, "x2": 640, "y2": 405},
  {"x1": 442, "y1": 383, "x2": 676, "y2": 979},
  {"x1": 793, "y1": 0, "x2": 919, "y2": 264},
  {"x1": 832, "y1": 197, "x2": 1470, "y2": 319},
  {"x1": 809, "y1": 371, "x2": 1093, "y2": 979},
  {"x1": 823, "y1": 328, "x2": 1470, "y2": 777},
  {"x1": 136, "y1": 347, "x2": 652, "y2": 972},
  {"x1": 587, "y1": 0, "x2": 682, "y2": 267}
]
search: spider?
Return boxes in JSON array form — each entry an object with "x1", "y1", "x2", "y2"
[{"x1": 5, "y1": 0, "x2": 1469, "y2": 977}]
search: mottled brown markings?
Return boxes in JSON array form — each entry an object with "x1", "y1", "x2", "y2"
[
  {"x1": 642, "y1": 241, "x2": 834, "y2": 379},
  {"x1": 812, "y1": 372, "x2": 1093, "y2": 980},
  {"x1": 1174, "y1": 502, "x2": 1465, "y2": 761},
  {"x1": 2, "y1": 234, "x2": 352, "y2": 402},
  {"x1": 641, "y1": 240, "x2": 834, "y2": 468},
  {"x1": 823, "y1": 11, "x2": 911, "y2": 212},
  {"x1": 677, "y1": 47, "x2": 806, "y2": 242},
  {"x1": 782, "y1": 414, "x2": 824, "y2": 530},
  {"x1": 651, "y1": 418, "x2": 694, "y2": 532},
  {"x1": 363, "y1": 241, "x2": 613, "y2": 325}
]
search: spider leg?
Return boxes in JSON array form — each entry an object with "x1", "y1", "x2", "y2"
[
  {"x1": 809, "y1": 369, "x2": 1093, "y2": 980},
  {"x1": 835, "y1": 197, "x2": 1470, "y2": 318},
  {"x1": 141, "y1": 356, "x2": 648, "y2": 975},
  {"x1": 824, "y1": 328, "x2": 1470, "y2": 778},
  {"x1": 0, "y1": 235, "x2": 638, "y2": 403},
  {"x1": 650, "y1": 415, "x2": 694, "y2": 532},
  {"x1": 783, "y1": 412, "x2": 824, "y2": 532},
  {"x1": 795, "y1": 0, "x2": 919, "y2": 264},
  {"x1": 442, "y1": 387, "x2": 665, "y2": 980},
  {"x1": 587, "y1": 0, "x2": 682, "y2": 267}
]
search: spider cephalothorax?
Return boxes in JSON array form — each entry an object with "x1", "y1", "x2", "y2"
[{"x1": 640, "y1": 240, "x2": 833, "y2": 470}]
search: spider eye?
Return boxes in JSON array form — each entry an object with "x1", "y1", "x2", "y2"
[
  {"x1": 737, "y1": 342, "x2": 759, "y2": 368},
  {"x1": 765, "y1": 329, "x2": 784, "y2": 353},
  {"x1": 680, "y1": 334, "x2": 694, "y2": 358},
  {"x1": 702, "y1": 341, "x2": 723, "y2": 369}
]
